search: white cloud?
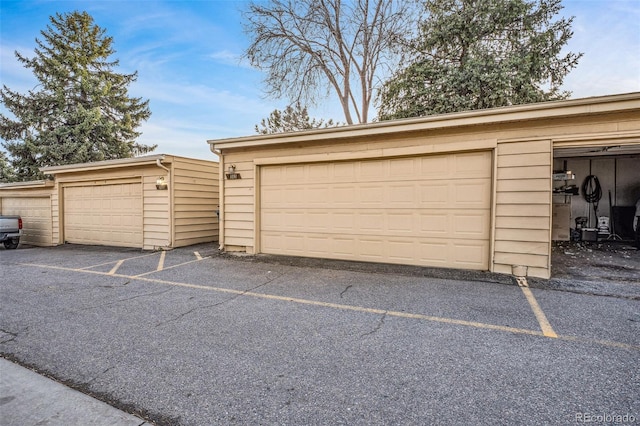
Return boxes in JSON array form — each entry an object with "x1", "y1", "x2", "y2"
[{"x1": 208, "y1": 50, "x2": 252, "y2": 69}]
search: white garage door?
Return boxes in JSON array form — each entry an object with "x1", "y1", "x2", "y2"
[
  {"x1": 64, "y1": 182, "x2": 143, "y2": 247},
  {"x1": 260, "y1": 151, "x2": 492, "y2": 270},
  {"x1": 1, "y1": 197, "x2": 52, "y2": 245}
]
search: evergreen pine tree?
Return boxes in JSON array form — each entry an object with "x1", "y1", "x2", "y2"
[
  {"x1": 255, "y1": 102, "x2": 337, "y2": 134},
  {"x1": 0, "y1": 11, "x2": 154, "y2": 181},
  {"x1": 0, "y1": 151, "x2": 16, "y2": 183},
  {"x1": 378, "y1": 0, "x2": 582, "y2": 120}
]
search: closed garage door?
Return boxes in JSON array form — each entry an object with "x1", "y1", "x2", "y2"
[
  {"x1": 2, "y1": 197, "x2": 52, "y2": 245},
  {"x1": 64, "y1": 182, "x2": 143, "y2": 247},
  {"x1": 260, "y1": 151, "x2": 492, "y2": 270}
]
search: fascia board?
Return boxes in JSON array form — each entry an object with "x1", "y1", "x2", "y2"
[
  {"x1": 40, "y1": 154, "x2": 169, "y2": 175},
  {"x1": 209, "y1": 92, "x2": 640, "y2": 151}
]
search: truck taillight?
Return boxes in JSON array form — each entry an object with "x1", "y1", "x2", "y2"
[{"x1": 18, "y1": 218, "x2": 23, "y2": 229}]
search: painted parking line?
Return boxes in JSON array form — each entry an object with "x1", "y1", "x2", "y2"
[
  {"x1": 134, "y1": 257, "x2": 209, "y2": 277},
  {"x1": 516, "y1": 277, "x2": 558, "y2": 338},
  {"x1": 78, "y1": 250, "x2": 203, "y2": 278},
  {"x1": 79, "y1": 252, "x2": 160, "y2": 271},
  {"x1": 157, "y1": 251, "x2": 166, "y2": 272},
  {"x1": 21, "y1": 261, "x2": 639, "y2": 351},
  {"x1": 108, "y1": 259, "x2": 125, "y2": 276}
]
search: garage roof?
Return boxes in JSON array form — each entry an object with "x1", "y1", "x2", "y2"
[
  {"x1": 0, "y1": 180, "x2": 55, "y2": 189},
  {"x1": 209, "y1": 92, "x2": 640, "y2": 151},
  {"x1": 40, "y1": 154, "x2": 171, "y2": 175}
]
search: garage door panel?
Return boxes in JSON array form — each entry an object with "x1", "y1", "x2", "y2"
[
  {"x1": 387, "y1": 239, "x2": 416, "y2": 261},
  {"x1": 332, "y1": 185, "x2": 357, "y2": 206},
  {"x1": 283, "y1": 211, "x2": 306, "y2": 229},
  {"x1": 307, "y1": 186, "x2": 330, "y2": 202},
  {"x1": 333, "y1": 236, "x2": 357, "y2": 256},
  {"x1": 64, "y1": 183, "x2": 142, "y2": 247},
  {"x1": 454, "y1": 180, "x2": 491, "y2": 205},
  {"x1": 359, "y1": 239, "x2": 385, "y2": 259},
  {"x1": 387, "y1": 213, "x2": 414, "y2": 233},
  {"x1": 334, "y1": 162, "x2": 356, "y2": 180},
  {"x1": 389, "y1": 158, "x2": 417, "y2": 177},
  {"x1": 263, "y1": 208, "x2": 489, "y2": 239},
  {"x1": 388, "y1": 183, "x2": 416, "y2": 205},
  {"x1": 418, "y1": 241, "x2": 449, "y2": 264},
  {"x1": 360, "y1": 160, "x2": 385, "y2": 178},
  {"x1": 333, "y1": 212, "x2": 356, "y2": 230},
  {"x1": 360, "y1": 212, "x2": 384, "y2": 231},
  {"x1": 262, "y1": 229, "x2": 490, "y2": 270},
  {"x1": 453, "y1": 241, "x2": 489, "y2": 268},
  {"x1": 359, "y1": 185, "x2": 385, "y2": 205},
  {"x1": 306, "y1": 235, "x2": 332, "y2": 255},
  {"x1": 453, "y1": 152, "x2": 492, "y2": 177},
  {"x1": 419, "y1": 183, "x2": 449, "y2": 206},
  {"x1": 420, "y1": 156, "x2": 450, "y2": 176},
  {"x1": 453, "y1": 211, "x2": 490, "y2": 238},
  {"x1": 2, "y1": 197, "x2": 52, "y2": 245},
  {"x1": 261, "y1": 153, "x2": 492, "y2": 270},
  {"x1": 419, "y1": 213, "x2": 449, "y2": 235},
  {"x1": 307, "y1": 212, "x2": 330, "y2": 230}
]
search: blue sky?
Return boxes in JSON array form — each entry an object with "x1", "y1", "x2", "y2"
[{"x1": 1, "y1": 0, "x2": 639, "y2": 161}]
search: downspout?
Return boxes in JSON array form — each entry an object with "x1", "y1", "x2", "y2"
[
  {"x1": 156, "y1": 157, "x2": 173, "y2": 248},
  {"x1": 216, "y1": 149, "x2": 225, "y2": 251}
]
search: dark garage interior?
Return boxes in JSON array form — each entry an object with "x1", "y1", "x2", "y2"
[
  {"x1": 551, "y1": 144, "x2": 640, "y2": 283},
  {"x1": 553, "y1": 146, "x2": 640, "y2": 244}
]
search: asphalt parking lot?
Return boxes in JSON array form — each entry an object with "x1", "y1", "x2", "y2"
[{"x1": 1, "y1": 243, "x2": 639, "y2": 425}]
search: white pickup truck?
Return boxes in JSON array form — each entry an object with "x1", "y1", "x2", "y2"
[{"x1": 0, "y1": 215, "x2": 22, "y2": 249}]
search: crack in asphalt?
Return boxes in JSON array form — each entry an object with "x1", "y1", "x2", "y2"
[
  {"x1": 340, "y1": 284, "x2": 353, "y2": 298},
  {"x1": 76, "y1": 288, "x2": 174, "y2": 312},
  {"x1": 0, "y1": 328, "x2": 18, "y2": 344},
  {"x1": 155, "y1": 271, "x2": 286, "y2": 327},
  {"x1": 361, "y1": 311, "x2": 387, "y2": 337},
  {"x1": 87, "y1": 366, "x2": 115, "y2": 384}
]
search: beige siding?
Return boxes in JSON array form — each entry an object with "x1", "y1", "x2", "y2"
[
  {"x1": 172, "y1": 157, "x2": 219, "y2": 247},
  {"x1": 51, "y1": 189, "x2": 60, "y2": 245},
  {"x1": 494, "y1": 140, "x2": 552, "y2": 278},
  {"x1": 143, "y1": 174, "x2": 170, "y2": 249},
  {"x1": 222, "y1": 160, "x2": 255, "y2": 248},
  {"x1": 217, "y1": 98, "x2": 640, "y2": 279}
]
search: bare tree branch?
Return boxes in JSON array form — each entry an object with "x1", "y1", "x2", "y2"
[{"x1": 243, "y1": 0, "x2": 413, "y2": 124}]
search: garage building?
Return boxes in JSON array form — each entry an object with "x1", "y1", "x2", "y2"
[
  {"x1": 1, "y1": 154, "x2": 219, "y2": 250},
  {"x1": 209, "y1": 93, "x2": 640, "y2": 279}
]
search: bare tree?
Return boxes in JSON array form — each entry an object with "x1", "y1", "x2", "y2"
[{"x1": 244, "y1": 0, "x2": 412, "y2": 124}]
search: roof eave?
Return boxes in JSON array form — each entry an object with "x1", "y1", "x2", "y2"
[
  {"x1": 40, "y1": 154, "x2": 169, "y2": 175},
  {"x1": 209, "y1": 92, "x2": 640, "y2": 151},
  {"x1": 0, "y1": 179, "x2": 55, "y2": 189}
]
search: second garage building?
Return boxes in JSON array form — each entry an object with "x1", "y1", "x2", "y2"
[{"x1": 1, "y1": 154, "x2": 219, "y2": 250}]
